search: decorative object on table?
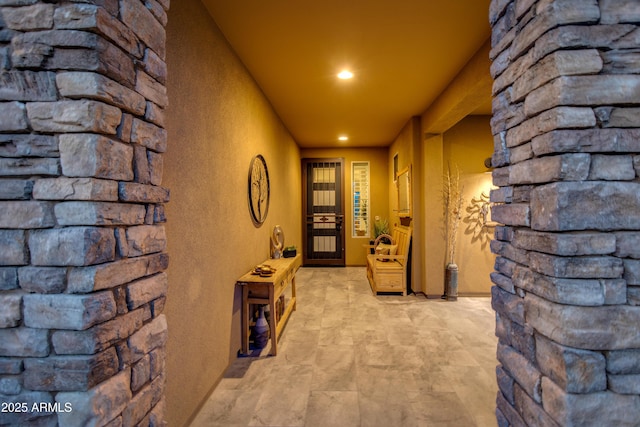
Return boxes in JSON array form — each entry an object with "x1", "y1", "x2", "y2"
[
  {"x1": 252, "y1": 305, "x2": 269, "y2": 349},
  {"x1": 443, "y1": 164, "x2": 464, "y2": 301},
  {"x1": 248, "y1": 154, "x2": 270, "y2": 226},
  {"x1": 283, "y1": 245, "x2": 297, "y2": 258},
  {"x1": 271, "y1": 225, "x2": 284, "y2": 258},
  {"x1": 252, "y1": 265, "x2": 275, "y2": 277}
]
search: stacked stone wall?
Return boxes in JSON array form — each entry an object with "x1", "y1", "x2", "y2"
[
  {"x1": 489, "y1": 0, "x2": 640, "y2": 425},
  {"x1": 0, "y1": 1, "x2": 170, "y2": 425}
]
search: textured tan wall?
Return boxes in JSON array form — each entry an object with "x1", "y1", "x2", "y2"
[
  {"x1": 421, "y1": 133, "x2": 446, "y2": 297},
  {"x1": 443, "y1": 115, "x2": 493, "y2": 175},
  {"x1": 443, "y1": 115, "x2": 494, "y2": 295},
  {"x1": 164, "y1": 1, "x2": 301, "y2": 425},
  {"x1": 388, "y1": 117, "x2": 423, "y2": 293},
  {"x1": 300, "y1": 147, "x2": 389, "y2": 266}
]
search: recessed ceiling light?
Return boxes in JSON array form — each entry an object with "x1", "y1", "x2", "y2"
[
  {"x1": 338, "y1": 135, "x2": 349, "y2": 141},
  {"x1": 337, "y1": 70, "x2": 353, "y2": 80}
]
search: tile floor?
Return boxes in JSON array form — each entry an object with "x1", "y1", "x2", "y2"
[{"x1": 191, "y1": 267, "x2": 498, "y2": 427}]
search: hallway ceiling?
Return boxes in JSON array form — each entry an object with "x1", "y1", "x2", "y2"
[{"x1": 201, "y1": 0, "x2": 492, "y2": 148}]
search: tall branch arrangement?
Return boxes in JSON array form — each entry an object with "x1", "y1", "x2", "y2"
[{"x1": 443, "y1": 165, "x2": 464, "y2": 265}]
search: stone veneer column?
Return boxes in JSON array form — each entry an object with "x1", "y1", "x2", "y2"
[
  {"x1": 0, "y1": 1, "x2": 170, "y2": 426},
  {"x1": 489, "y1": 0, "x2": 640, "y2": 425}
]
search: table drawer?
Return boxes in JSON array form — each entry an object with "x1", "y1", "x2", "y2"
[{"x1": 275, "y1": 278, "x2": 289, "y2": 296}]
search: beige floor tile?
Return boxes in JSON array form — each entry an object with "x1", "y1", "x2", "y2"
[
  {"x1": 190, "y1": 388, "x2": 261, "y2": 427},
  {"x1": 304, "y1": 391, "x2": 360, "y2": 427},
  {"x1": 312, "y1": 345, "x2": 357, "y2": 391}
]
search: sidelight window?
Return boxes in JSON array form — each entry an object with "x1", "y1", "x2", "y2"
[{"x1": 352, "y1": 161, "x2": 370, "y2": 237}]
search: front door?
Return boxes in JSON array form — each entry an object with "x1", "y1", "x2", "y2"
[{"x1": 302, "y1": 158, "x2": 345, "y2": 266}]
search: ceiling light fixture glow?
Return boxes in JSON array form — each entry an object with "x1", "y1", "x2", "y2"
[{"x1": 337, "y1": 70, "x2": 354, "y2": 79}]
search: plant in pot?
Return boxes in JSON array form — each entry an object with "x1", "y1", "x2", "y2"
[
  {"x1": 370, "y1": 217, "x2": 390, "y2": 254},
  {"x1": 443, "y1": 165, "x2": 464, "y2": 301}
]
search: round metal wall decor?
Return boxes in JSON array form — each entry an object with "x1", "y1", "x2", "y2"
[{"x1": 248, "y1": 154, "x2": 270, "y2": 226}]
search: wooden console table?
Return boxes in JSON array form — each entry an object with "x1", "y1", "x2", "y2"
[{"x1": 237, "y1": 254, "x2": 301, "y2": 356}]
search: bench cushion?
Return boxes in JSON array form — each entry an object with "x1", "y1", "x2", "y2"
[{"x1": 375, "y1": 243, "x2": 398, "y2": 256}]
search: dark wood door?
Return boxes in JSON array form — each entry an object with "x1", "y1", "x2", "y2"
[{"x1": 302, "y1": 159, "x2": 345, "y2": 266}]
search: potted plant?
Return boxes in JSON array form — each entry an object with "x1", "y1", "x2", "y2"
[{"x1": 443, "y1": 165, "x2": 464, "y2": 301}]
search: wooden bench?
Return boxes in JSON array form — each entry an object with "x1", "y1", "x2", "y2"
[{"x1": 366, "y1": 225, "x2": 412, "y2": 296}]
